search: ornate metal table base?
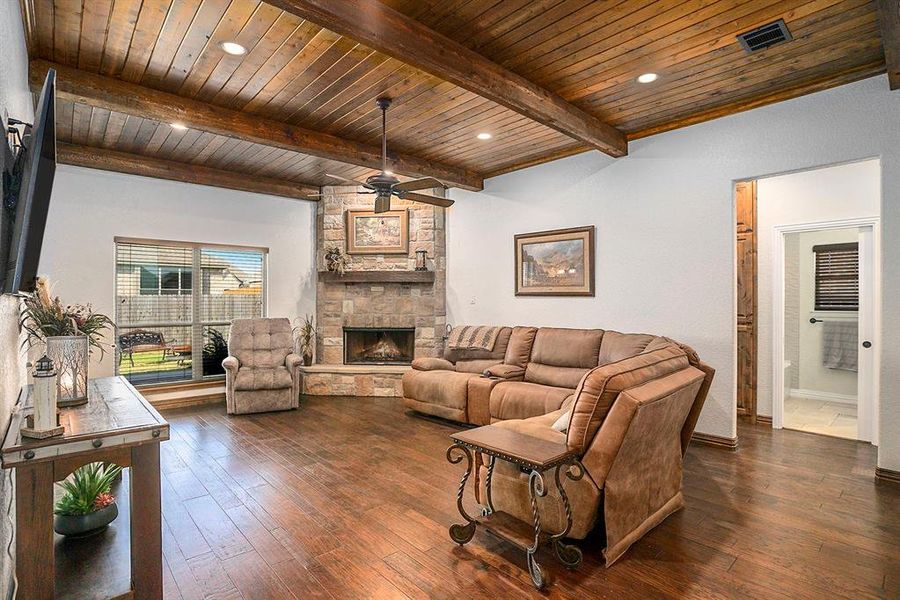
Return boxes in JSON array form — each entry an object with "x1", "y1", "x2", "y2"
[{"x1": 447, "y1": 441, "x2": 584, "y2": 590}]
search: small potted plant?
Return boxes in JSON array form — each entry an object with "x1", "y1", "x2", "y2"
[
  {"x1": 295, "y1": 314, "x2": 317, "y2": 366},
  {"x1": 54, "y1": 462, "x2": 123, "y2": 537},
  {"x1": 324, "y1": 246, "x2": 349, "y2": 276}
]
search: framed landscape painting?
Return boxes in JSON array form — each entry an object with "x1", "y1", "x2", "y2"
[
  {"x1": 346, "y1": 209, "x2": 409, "y2": 255},
  {"x1": 515, "y1": 226, "x2": 595, "y2": 296}
]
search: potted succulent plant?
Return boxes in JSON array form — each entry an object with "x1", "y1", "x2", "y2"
[
  {"x1": 295, "y1": 314, "x2": 317, "y2": 366},
  {"x1": 54, "y1": 462, "x2": 123, "y2": 537},
  {"x1": 20, "y1": 277, "x2": 113, "y2": 405}
]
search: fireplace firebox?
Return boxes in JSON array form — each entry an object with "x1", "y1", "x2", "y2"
[{"x1": 343, "y1": 327, "x2": 415, "y2": 365}]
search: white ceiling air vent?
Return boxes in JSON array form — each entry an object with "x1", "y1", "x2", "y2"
[{"x1": 737, "y1": 19, "x2": 793, "y2": 53}]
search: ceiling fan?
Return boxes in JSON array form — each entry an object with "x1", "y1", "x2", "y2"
[{"x1": 307, "y1": 97, "x2": 454, "y2": 213}]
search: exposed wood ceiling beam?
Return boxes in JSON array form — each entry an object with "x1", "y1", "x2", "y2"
[
  {"x1": 483, "y1": 60, "x2": 887, "y2": 179},
  {"x1": 877, "y1": 0, "x2": 900, "y2": 89},
  {"x1": 31, "y1": 60, "x2": 483, "y2": 191},
  {"x1": 57, "y1": 143, "x2": 318, "y2": 200},
  {"x1": 265, "y1": 0, "x2": 628, "y2": 158}
]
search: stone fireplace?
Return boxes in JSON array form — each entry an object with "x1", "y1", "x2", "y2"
[
  {"x1": 343, "y1": 327, "x2": 415, "y2": 365},
  {"x1": 299, "y1": 185, "x2": 447, "y2": 397}
]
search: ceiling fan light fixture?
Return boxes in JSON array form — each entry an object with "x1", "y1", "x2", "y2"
[
  {"x1": 221, "y1": 41, "x2": 247, "y2": 56},
  {"x1": 637, "y1": 72, "x2": 658, "y2": 84},
  {"x1": 170, "y1": 122, "x2": 188, "y2": 130},
  {"x1": 476, "y1": 132, "x2": 492, "y2": 140}
]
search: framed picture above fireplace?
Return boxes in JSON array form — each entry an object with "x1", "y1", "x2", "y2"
[{"x1": 346, "y1": 209, "x2": 409, "y2": 255}]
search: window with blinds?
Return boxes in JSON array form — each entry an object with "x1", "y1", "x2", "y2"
[
  {"x1": 813, "y1": 242, "x2": 858, "y2": 311},
  {"x1": 115, "y1": 239, "x2": 266, "y2": 385}
]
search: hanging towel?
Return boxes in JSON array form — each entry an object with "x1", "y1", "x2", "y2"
[
  {"x1": 447, "y1": 325, "x2": 502, "y2": 351},
  {"x1": 822, "y1": 320, "x2": 858, "y2": 372}
]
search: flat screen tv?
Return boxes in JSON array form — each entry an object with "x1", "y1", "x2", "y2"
[{"x1": 3, "y1": 69, "x2": 56, "y2": 293}]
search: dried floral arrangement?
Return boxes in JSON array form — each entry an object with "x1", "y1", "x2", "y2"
[
  {"x1": 324, "y1": 246, "x2": 349, "y2": 276},
  {"x1": 19, "y1": 277, "x2": 113, "y2": 355}
]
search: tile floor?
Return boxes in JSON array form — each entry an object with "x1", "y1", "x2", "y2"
[{"x1": 783, "y1": 395, "x2": 858, "y2": 440}]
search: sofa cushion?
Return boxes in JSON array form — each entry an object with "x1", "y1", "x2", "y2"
[
  {"x1": 503, "y1": 326, "x2": 538, "y2": 367},
  {"x1": 598, "y1": 331, "x2": 660, "y2": 365},
  {"x1": 524, "y1": 327, "x2": 603, "y2": 388},
  {"x1": 234, "y1": 366, "x2": 293, "y2": 391},
  {"x1": 412, "y1": 357, "x2": 456, "y2": 371},
  {"x1": 402, "y1": 369, "x2": 481, "y2": 412},
  {"x1": 490, "y1": 381, "x2": 574, "y2": 421},
  {"x1": 494, "y1": 412, "x2": 567, "y2": 445},
  {"x1": 456, "y1": 358, "x2": 503, "y2": 373},
  {"x1": 229, "y1": 318, "x2": 293, "y2": 369},
  {"x1": 566, "y1": 345, "x2": 689, "y2": 453}
]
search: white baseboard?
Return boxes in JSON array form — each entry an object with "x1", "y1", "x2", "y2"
[{"x1": 789, "y1": 388, "x2": 857, "y2": 405}]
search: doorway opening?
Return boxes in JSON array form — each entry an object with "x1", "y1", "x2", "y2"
[{"x1": 735, "y1": 158, "x2": 880, "y2": 444}]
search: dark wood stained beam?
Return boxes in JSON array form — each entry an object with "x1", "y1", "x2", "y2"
[
  {"x1": 484, "y1": 60, "x2": 886, "y2": 179},
  {"x1": 31, "y1": 60, "x2": 484, "y2": 191},
  {"x1": 877, "y1": 0, "x2": 900, "y2": 89},
  {"x1": 265, "y1": 0, "x2": 628, "y2": 158},
  {"x1": 57, "y1": 143, "x2": 319, "y2": 200}
]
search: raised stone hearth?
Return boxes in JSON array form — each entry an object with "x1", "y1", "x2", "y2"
[{"x1": 303, "y1": 185, "x2": 447, "y2": 397}]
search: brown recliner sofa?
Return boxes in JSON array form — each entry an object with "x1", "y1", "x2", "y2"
[{"x1": 401, "y1": 326, "x2": 714, "y2": 566}]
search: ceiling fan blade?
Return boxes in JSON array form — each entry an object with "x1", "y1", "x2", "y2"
[
  {"x1": 392, "y1": 177, "x2": 448, "y2": 193},
  {"x1": 324, "y1": 173, "x2": 374, "y2": 189},
  {"x1": 403, "y1": 192, "x2": 454, "y2": 208}
]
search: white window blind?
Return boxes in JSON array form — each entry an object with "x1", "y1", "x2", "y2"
[
  {"x1": 813, "y1": 242, "x2": 858, "y2": 311},
  {"x1": 115, "y1": 240, "x2": 266, "y2": 385}
]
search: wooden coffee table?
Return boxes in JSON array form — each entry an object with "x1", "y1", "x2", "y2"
[{"x1": 447, "y1": 425, "x2": 585, "y2": 589}]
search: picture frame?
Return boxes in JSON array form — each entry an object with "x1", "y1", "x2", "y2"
[
  {"x1": 514, "y1": 226, "x2": 595, "y2": 296},
  {"x1": 345, "y1": 209, "x2": 409, "y2": 255}
]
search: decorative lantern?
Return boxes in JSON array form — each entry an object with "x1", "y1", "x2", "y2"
[
  {"x1": 415, "y1": 249, "x2": 428, "y2": 271},
  {"x1": 21, "y1": 355, "x2": 64, "y2": 439}
]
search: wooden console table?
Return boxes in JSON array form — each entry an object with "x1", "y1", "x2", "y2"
[
  {"x1": 447, "y1": 426, "x2": 585, "y2": 589},
  {"x1": 1, "y1": 376, "x2": 169, "y2": 600}
]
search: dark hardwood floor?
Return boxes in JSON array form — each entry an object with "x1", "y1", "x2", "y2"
[{"x1": 120, "y1": 396, "x2": 900, "y2": 599}]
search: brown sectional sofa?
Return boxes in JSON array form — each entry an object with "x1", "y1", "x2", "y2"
[{"x1": 401, "y1": 325, "x2": 714, "y2": 566}]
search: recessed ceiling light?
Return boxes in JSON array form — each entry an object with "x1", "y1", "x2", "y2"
[
  {"x1": 637, "y1": 73, "x2": 658, "y2": 84},
  {"x1": 221, "y1": 41, "x2": 247, "y2": 56},
  {"x1": 170, "y1": 122, "x2": 188, "y2": 131},
  {"x1": 476, "y1": 132, "x2": 492, "y2": 140}
]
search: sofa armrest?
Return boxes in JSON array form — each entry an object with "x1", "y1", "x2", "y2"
[
  {"x1": 482, "y1": 364, "x2": 525, "y2": 380},
  {"x1": 222, "y1": 356, "x2": 240, "y2": 372},
  {"x1": 412, "y1": 357, "x2": 456, "y2": 371},
  {"x1": 285, "y1": 353, "x2": 303, "y2": 371}
]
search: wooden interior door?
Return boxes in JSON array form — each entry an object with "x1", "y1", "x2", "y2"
[{"x1": 736, "y1": 180, "x2": 758, "y2": 422}]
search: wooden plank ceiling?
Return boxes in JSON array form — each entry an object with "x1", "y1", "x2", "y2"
[{"x1": 19, "y1": 0, "x2": 889, "y2": 198}]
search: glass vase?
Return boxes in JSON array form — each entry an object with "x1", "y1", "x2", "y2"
[{"x1": 46, "y1": 335, "x2": 89, "y2": 406}]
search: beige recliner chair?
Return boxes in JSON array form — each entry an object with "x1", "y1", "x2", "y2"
[{"x1": 222, "y1": 318, "x2": 302, "y2": 415}]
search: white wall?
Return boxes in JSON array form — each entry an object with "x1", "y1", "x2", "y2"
[
  {"x1": 757, "y1": 160, "x2": 879, "y2": 415},
  {"x1": 0, "y1": 1, "x2": 32, "y2": 125},
  {"x1": 447, "y1": 75, "x2": 900, "y2": 472},
  {"x1": 0, "y1": 2, "x2": 31, "y2": 597},
  {"x1": 39, "y1": 166, "x2": 317, "y2": 378}
]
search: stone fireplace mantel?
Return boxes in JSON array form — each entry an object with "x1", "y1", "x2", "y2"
[{"x1": 317, "y1": 270, "x2": 435, "y2": 284}]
